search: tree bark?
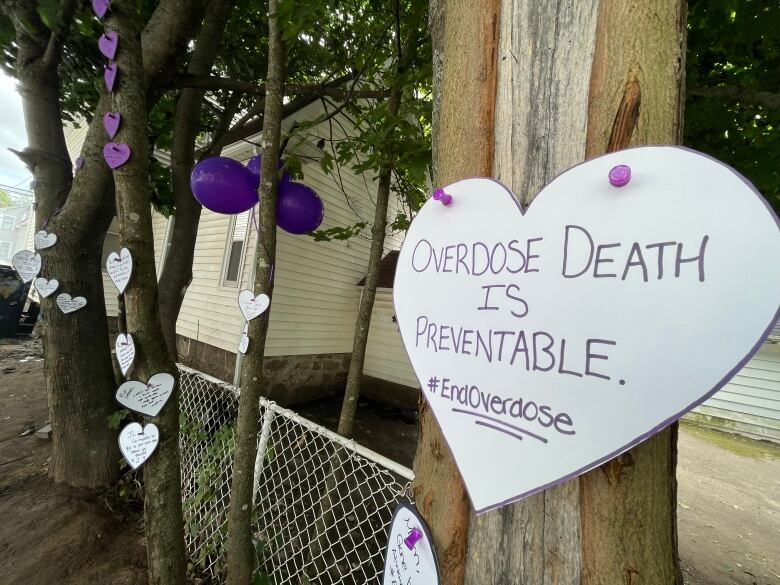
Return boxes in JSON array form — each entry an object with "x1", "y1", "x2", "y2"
[
  {"x1": 108, "y1": 2, "x2": 187, "y2": 583},
  {"x1": 225, "y1": 1, "x2": 284, "y2": 583},
  {"x1": 579, "y1": 1, "x2": 687, "y2": 584},
  {"x1": 158, "y1": 0, "x2": 235, "y2": 359}
]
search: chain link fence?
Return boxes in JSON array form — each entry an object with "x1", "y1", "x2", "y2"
[{"x1": 178, "y1": 365, "x2": 414, "y2": 584}]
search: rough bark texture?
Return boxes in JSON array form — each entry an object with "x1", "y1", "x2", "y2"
[
  {"x1": 463, "y1": 2, "x2": 599, "y2": 584},
  {"x1": 579, "y1": 1, "x2": 687, "y2": 584},
  {"x1": 108, "y1": 3, "x2": 187, "y2": 583},
  {"x1": 158, "y1": 0, "x2": 235, "y2": 359},
  {"x1": 225, "y1": 1, "x2": 284, "y2": 583},
  {"x1": 411, "y1": 2, "x2": 499, "y2": 584}
]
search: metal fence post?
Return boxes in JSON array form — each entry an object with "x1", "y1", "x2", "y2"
[{"x1": 253, "y1": 406, "x2": 276, "y2": 504}]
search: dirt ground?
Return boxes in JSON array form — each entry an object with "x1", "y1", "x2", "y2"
[{"x1": 1, "y1": 335, "x2": 779, "y2": 585}]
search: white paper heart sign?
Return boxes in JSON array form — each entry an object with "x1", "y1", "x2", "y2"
[
  {"x1": 115, "y1": 333, "x2": 135, "y2": 377},
  {"x1": 106, "y1": 248, "x2": 132, "y2": 294},
  {"x1": 12, "y1": 250, "x2": 41, "y2": 283},
  {"x1": 34, "y1": 277, "x2": 59, "y2": 298},
  {"x1": 115, "y1": 372, "x2": 174, "y2": 417},
  {"x1": 34, "y1": 230, "x2": 57, "y2": 250},
  {"x1": 56, "y1": 293, "x2": 87, "y2": 314},
  {"x1": 393, "y1": 147, "x2": 780, "y2": 513},
  {"x1": 238, "y1": 290, "x2": 270, "y2": 321},
  {"x1": 238, "y1": 322, "x2": 249, "y2": 354},
  {"x1": 382, "y1": 503, "x2": 440, "y2": 585},
  {"x1": 118, "y1": 422, "x2": 159, "y2": 470}
]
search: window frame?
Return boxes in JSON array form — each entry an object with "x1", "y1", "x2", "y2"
[
  {"x1": 219, "y1": 212, "x2": 251, "y2": 288},
  {"x1": 0, "y1": 240, "x2": 12, "y2": 260}
]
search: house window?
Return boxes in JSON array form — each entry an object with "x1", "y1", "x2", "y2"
[
  {"x1": 0, "y1": 214, "x2": 14, "y2": 230},
  {"x1": 0, "y1": 241, "x2": 12, "y2": 260},
  {"x1": 221, "y1": 210, "x2": 250, "y2": 286}
]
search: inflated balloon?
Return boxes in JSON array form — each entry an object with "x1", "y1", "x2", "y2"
[
  {"x1": 247, "y1": 155, "x2": 291, "y2": 188},
  {"x1": 190, "y1": 157, "x2": 258, "y2": 215},
  {"x1": 277, "y1": 182, "x2": 325, "y2": 235}
]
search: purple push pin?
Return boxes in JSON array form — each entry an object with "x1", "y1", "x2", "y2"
[
  {"x1": 431, "y1": 187, "x2": 453, "y2": 206},
  {"x1": 608, "y1": 164, "x2": 631, "y2": 187},
  {"x1": 404, "y1": 527, "x2": 423, "y2": 550}
]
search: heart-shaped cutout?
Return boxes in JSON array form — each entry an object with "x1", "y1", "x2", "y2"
[
  {"x1": 12, "y1": 250, "x2": 41, "y2": 283},
  {"x1": 118, "y1": 422, "x2": 159, "y2": 470},
  {"x1": 103, "y1": 143, "x2": 130, "y2": 169},
  {"x1": 382, "y1": 503, "x2": 440, "y2": 585},
  {"x1": 393, "y1": 146, "x2": 780, "y2": 513},
  {"x1": 106, "y1": 247, "x2": 132, "y2": 293},
  {"x1": 115, "y1": 333, "x2": 135, "y2": 377},
  {"x1": 238, "y1": 322, "x2": 250, "y2": 354},
  {"x1": 116, "y1": 372, "x2": 174, "y2": 417},
  {"x1": 56, "y1": 293, "x2": 87, "y2": 314},
  {"x1": 74, "y1": 156, "x2": 85, "y2": 169},
  {"x1": 238, "y1": 290, "x2": 270, "y2": 321},
  {"x1": 104, "y1": 63, "x2": 117, "y2": 92},
  {"x1": 103, "y1": 112, "x2": 121, "y2": 139},
  {"x1": 34, "y1": 230, "x2": 57, "y2": 250},
  {"x1": 98, "y1": 31, "x2": 118, "y2": 60},
  {"x1": 34, "y1": 277, "x2": 59, "y2": 298},
  {"x1": 92, "y1": 0, "x2": 110, "y2": 18}
]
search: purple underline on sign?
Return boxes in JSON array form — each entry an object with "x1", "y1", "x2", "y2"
[
  {"x1": 452, "y1": 408, "x2": 548, "y2": 443},
  {"x1": 475, "y1": 421, "x2": 525, "y2": 442}
]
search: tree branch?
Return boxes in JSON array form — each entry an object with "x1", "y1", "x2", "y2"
[
  {"x1": 688, "y1": 85, "x2": 780, "y2": 110},
  {"x1": 174, "y1": 73, "x2": 391, "y2": 98},
  {"x1": 42, "y1": 0, "x2": 76, "y2": 68}
]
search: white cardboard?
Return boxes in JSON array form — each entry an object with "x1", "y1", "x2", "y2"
[
  {"x1": 118, "y1": 422, "x2": 159, "y2": 469},
  {"x1": 56, "y1": 293, "x2": 87, "y2": 314},
  {"x1": 34, "y1": 230, "x2": 57, "y2": 250},
  {"x1": 393, "y1": 146, "x2": 780, "y2": 513},
  {"x1": 382, "y1": 503, "x2": 439, "y2": 585},
  {"x1": 115, "y1": 333, "x2": 135, "y2": 377},
  {"x1": 34, "y1": 277, "x2": 59, "y2": 298},
  {"x1": 238, "y1": 321, "x2": 249, "y2": 354},
  {"x1": 12, "y1": 250, "x2": 41, "y2": 283},
  {"x1": 115, "y1": 372, "x2": 174, "y2": 417},
  {"x1": 238, "y1": 289, "x2": 270, "y2": 321},
  {"x1": 106, "y1": 248, "x2": 132, "y2": 294}
]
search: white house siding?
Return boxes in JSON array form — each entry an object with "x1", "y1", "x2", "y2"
[
  {"x1": 363, "y1": 289, "x2": 418, "y2": 388},
  {"x1": 686, "y1": 341, "x2": 780, "y2": 443}
]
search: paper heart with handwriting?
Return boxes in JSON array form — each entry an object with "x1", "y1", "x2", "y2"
[
  {"x1": 382, "y1": 503, "x2": 440, "y2": 585},
  {"x1": 103, "y1": 112, "x2": 121, "y2": 139},
  {"x1": 98, "y1": 31, "x2": 118, "y2": 60},
  {"x1": 118, "y1": 422, "x2": 158, "y2": 470},
  {"x1": 103, "y1": 142, "x2": 130, "y2": 169},
  {"x1": 56, "y1": 293, "x2": 87, "y2": 314},
  {"x1": 106, "y1": 247, "x2": 132, "y2": 293},
  {"x1": 115, "y1": 372, "x2": 174, "y2": 417},
  {"x1": 238, "y1": 322, "x2": 250, "y2": 354},
  {"x1": 34, "y1": 277, "x2": 59, "y2": 298},
  {"x1": 393, "y1": 146, "x2": 780, "y2": 513},
  {"x1": 12, "y1": 250, "x2": 41, "y2": 283},
  {"x1": 238, "y1": 290, "x2": 270, "y2": 321},
  {"x1": 34, "y1": 230, "x2": 57, "y2": 250},
  {"x1": 115, "y1": 333, "x2": 135, "y2": 377}
]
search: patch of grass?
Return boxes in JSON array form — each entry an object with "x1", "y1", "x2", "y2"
[{"x1": 680, "y1": 421, "x2": 780, "y2": 460}]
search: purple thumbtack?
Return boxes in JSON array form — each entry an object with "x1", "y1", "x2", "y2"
[
  {"x1": 608, "y1": 164, "x2": 631, "y2": 187},
  {"x1": 404, "y1": 527, "x2": 423, "y2": 550},
  {"x1": 431, "y1": 187, "x2": 452, "y2": 206}
]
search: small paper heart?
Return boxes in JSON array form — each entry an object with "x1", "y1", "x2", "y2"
[
  {"x1": 11, "y1": 250, "x2": 41, "y2": 283},
  {"x1": 238, "y1": 322, "x2": 250, "y2": 354},
  {"x1": 237, "y1": 290, "x2": 270, "y2": 321},
  {"x1": 103, "y1": 112, "x2": 121, "y2": 139},
  {"x1": 92, "y1": 0, "x2": 110, "y2": 19},
  {"x1": 98, "y1": 31, "x2": 118, "y2": 60},
  {"x1": 115, "y1": 333, "x2": 135, "y2": 377},
  {"x1": 56, "y1": 293, "x2": 87, "y2": 314},
  {"x1": 104, "y1": 63, "x2": 117, "y2": 92},
  {"x1": 103, "y1": 143, "x2": 130, "y2": 169},
  {"x1": 115, "y1": 373, "x2": 175, "y2": 417},
  {"x1": 118, "y1": 422, "x2": 159, "y2": 470},
  {"x1": 74, "y1": 156, "x2": 85, "y2": 169},
  {"x1": 34, "y1": 277, "x2": 59, "y2": 298},
  {"x1": 106, "y1": 247, "x2": 132, "y2": 293},
  {"x1": 34, "y1": 230, "x2": 57, "y2": 250}
]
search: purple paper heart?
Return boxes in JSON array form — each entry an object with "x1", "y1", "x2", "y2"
[
  {"x1": 98, "y1": 31, "x2": 118, "y2": 60},
  {"x1": 74, "y1": 156, "x2": 85, "y2": 169},
  {"x1": 103, "y1": 112, "x2": 121, "y2": 139},
  {"x1": 92, "y1": 0, "x2": 110, "y2": 18},
  {"x1": 103, "y1": 143, "x2": 131, "y2": 169},
  {"x1": 104, "y1": 63, "x2": 117, "y2": 92}
]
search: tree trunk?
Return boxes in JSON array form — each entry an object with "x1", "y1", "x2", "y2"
[
  {"x1": 108, "y1": 3, "x2": 187, "y2": 583},
  {"x1": 579, "y1": 1, "x2": 687, "y2": 584},
  {"x1": 225, "y1": 1, "x2": 284, "y2": 582},
  {"x1": 158, "y1": 0, "x2": 235, "y2": 360}
]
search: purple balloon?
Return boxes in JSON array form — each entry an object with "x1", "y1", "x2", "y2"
[
  {"x1": 191, "y1": 157, "x2": 258, "y2": 215},
  {"x1": 277, "y1": 182, "x2": 324, "y2": 235},
  {"x1": 247, "y1": 155, "x2": 291, "y2": 188}
]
